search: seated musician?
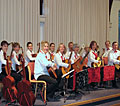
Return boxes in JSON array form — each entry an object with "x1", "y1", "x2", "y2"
[
  {"x1": 54, "y1": 43, "x2": 69, "y2": 69},
  {"x1": 34, "y1": 41, "x2": 58, "y2": 101},
  {"x1": 0, "y1": 41, "x2": 9, "y2": 81},
  {"x1": 87, "y1": 41, "x2": 100, "y2": 88},
  {"x1": 68, "y1": 44, "x2": 80, "y2": 89},
  {"x1": 82, "y1": 45, "x2": 89, "y2": 58},
  {"x1": 54, "y1": 43, "x2": 69, "y2": 87},
  {"x1": 25, "y1": 42, "x2": 36, "y2": 80},
  {"x1": 102, "y1": 40, "x2": 112, "y2": 57},
  {"x1": 108, "y1": 41, "x2": 120, "y2": 88},
  {"x1": 0, "y1": 41, "x2": 21, "y2": 84},
  {"x1": 70, "y1": 44, "x2": 80, "y2": 64},
  {"x1": 46, "y1": 43, "x2": 56, "y2": 62},
  {"x1": 25, "y1": 42, "x2": 36, "y2": 63},
  {"x1": 65, "y1": 42, "x2": 73, "y2": 59}
]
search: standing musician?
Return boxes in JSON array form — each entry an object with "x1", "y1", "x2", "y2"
[
  {"x1": 34, "y1": 41, "x2": 58, "y2": 101},
  {"x1": 108, "y1": 41, "x2": 120, "y2": 88},
  {"x1": 65, "y1": 42, "x2": 73, "y2": 59},
  {"x1": 87, "y1": 41, "x2": 100, "y2": 67},
  {"x1": 0, "y1": 41, "x2": 21, "y2": 84},
  {"x1": 102, "y1": 40, "x2": 112, "y2": 57},
  {"x1": 87, "y1": 41, "x2": 101, "y2": 88}
]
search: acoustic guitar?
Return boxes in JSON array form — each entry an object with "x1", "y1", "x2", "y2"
[
  {"x1": 72, "y1": 50, "x2": 89, "y2": 72},
  {"x1": 91, "y1": 51, "x2": 102, "y2": 67},
  {"x1": 60, "y1": 51, "x2": 72, "y2": 79},
  {"x1": 2, "y1": 54, "x2": 18, "y2": 103},
  {"x1": 114, "y1": 56, "x2": 120, "y2": 70}
]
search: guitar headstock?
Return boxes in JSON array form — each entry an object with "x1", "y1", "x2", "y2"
[{"x1": 81, "y1": 44, "x2": 85, "y2": 49}]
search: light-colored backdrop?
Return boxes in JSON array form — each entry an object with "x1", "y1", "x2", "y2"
[{"x1": 0, "y1": 0, "x2": 109, "y2": 54}]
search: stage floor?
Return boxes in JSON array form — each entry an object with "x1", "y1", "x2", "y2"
[{"x1": 1, "y1": 82, "x2": 120, "y2": 106}]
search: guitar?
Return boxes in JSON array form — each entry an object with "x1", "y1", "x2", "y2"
[
  {"x1": 47, "y1": 52, "x2": 57, "y2": 78},
  {"x1": 2, "y1": 54, "x2": 18, "y2": 103},
  {"x1": 17, "y1": 51, "x2": 35, "y2": 106},
  {"x1": 91, "y1": 51, "x2": 102, "y2": 67},
  {"x1": 72, "y1": 50, "x2": 89, "y2": 72},
  {"x1": 114, "y1": 56, "x2": 120, "y2": 70},
  {"x1": 60, "y1": 51, "x2": 72, "y2": 79}
]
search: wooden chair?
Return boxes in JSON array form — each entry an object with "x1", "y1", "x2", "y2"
[{"x1": 27, "y1": 62, "x2": 46, "y2": 104}]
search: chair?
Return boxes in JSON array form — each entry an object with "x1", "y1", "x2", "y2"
[{"x1": 27, "y1": 62, "x2": 46, "y2": 104}]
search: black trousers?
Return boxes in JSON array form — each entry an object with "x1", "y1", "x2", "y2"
[
  {"x1": 1, "y1": 67, "x2": 22, "y2": 85},
  {"x1": 10, "y1": 70, "x2": 22, "y2": 84},
  {"x1": 37, "y1": 75, "x2": 58, "y2": 97},
  {"x1": 112, "y1": 68, "x2": 120, "y2": 87}
]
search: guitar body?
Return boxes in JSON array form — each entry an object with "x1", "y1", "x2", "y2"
[
  {"x1": 51, "y1": 55, "x2": 54, "y2": 61},
  {"x1": 17, "y1": 55, "x2": 36, "y2": 106},
  {"x1": 17, "y1": 80, "x2": 36, "y2": 106},
  {"x1": 115, "y1": 56, "x2": 120, "y2": 70},
  {"x1": 31, "y1": 54, "x2": 37, "y2": 58},
  {"x1": 48, "y1": 67, "x2": 57, "y2": 78},
  {"x1": 72, "y1": 56, "x2": 87, "y2": 72},
  {"x1": 92, "y1": 57, "x2": 101, "y2": 67},
  {"x1": 61, "y1": 59, "x2": 71, "y2": 79},
  {"x1": 2, "y1": 56, "x2": 18, "y2": 102},
  {"x1": 2, "y1": 75, "x2": 18, "y2": 101}
]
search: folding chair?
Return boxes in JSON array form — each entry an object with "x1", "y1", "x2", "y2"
[{"x1": 27, "y1": 62, "x2": 47, "y2": 104}]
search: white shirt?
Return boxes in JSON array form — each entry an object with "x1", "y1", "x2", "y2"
[
  {"x1": 65, "y1": 49, "x2": 71, "y2": 59},
  {"x1": 48, "y1": 51, "x2": 56, "y2": 62},
  {"x1": 34, "y1": 50, "x2": 55, "y2": 80},
  {"x1": 70, "y1": 51, "x2": 80, "y2": 64},
  {"x1": 25, "y1": 50, "x2": 36, "y2": 66},
  {"x1": 54, "y1": 51, "x2": 69, "y2": 69},
  {"x1": 108, "y1": 49, "x2": 120, "y2": 65},
  {"x1": 87, "y1": 49, "x2": 99, "y2": 67},
  {"x1": 11, "y1": 51, "x2": 20, "y2": 71},
  {"x1": 0, "y1": 50, "x2": 6, "y2": 73},
  {"x1": 102, "y1": 47, "x2": 112, "y2": 57},
  {"x1": 46, "y1": 52, "x2": 50, "y2": 60}
]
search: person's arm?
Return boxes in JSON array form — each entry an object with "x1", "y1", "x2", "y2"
[
  {"x1": 26, "y1": 50, "x2": 36, "y2": 61},
  {"x1": 38, "y1": 53, "x2": 55, "y2": 67},
  {"x1": 0, "y1": 52, "x2": 6, "y2": 65},
  {"x1": 109, "y1": 52, "x2": 120, "y2": 64},
  {"x1": 88, "y1": 52, "x2": 98, "y2": 63},
  {"x1": 55, "y1": 54, "x2": 69, "y2": 68}
]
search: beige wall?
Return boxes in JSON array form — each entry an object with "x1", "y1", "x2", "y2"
[
  {"x1": 109, "y1": 0, "x2": 120, "y2": 44},
  {"x1": 0, "y1": 0, "x2": 109, "y2": 54}
]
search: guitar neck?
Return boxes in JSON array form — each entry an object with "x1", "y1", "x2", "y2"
[{"x1": 80, "y1": 51, "x2": 89, "y2": 64}]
